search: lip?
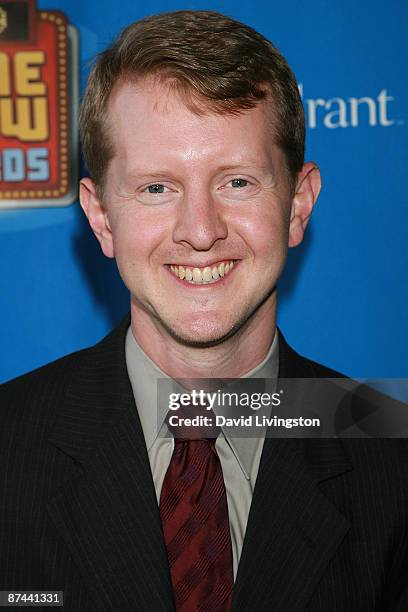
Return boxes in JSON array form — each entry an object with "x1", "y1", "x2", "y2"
[
  {"x1": 165, "y1": 260, "x2": 239, "y2": 288},
  {"x1": 166, "y1": 258, "x2": 238, "y2": 268}
]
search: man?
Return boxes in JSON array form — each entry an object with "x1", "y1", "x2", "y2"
[{"x1": 1, "y1": 10, "x2": 407, "y2": 611}]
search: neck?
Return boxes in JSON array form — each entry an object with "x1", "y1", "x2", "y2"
[{"x1": 130, "y1": 296, "x2": 277, "y2": 379}]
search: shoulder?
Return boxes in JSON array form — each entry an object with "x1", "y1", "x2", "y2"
[
  {"x1": 0, "y1": 313, "x2": 130, "y2": 433},
  {"x1": 0, "y1": 315, "x2": 132, "y2": 511},
  {"x1": 277, "y1": 330, "x2": 408, "y2": 475},
  {"x1": 277, "y1": 328, "x2": 345, "y2": 379},
  {"x1": 0, "y1": 349, "x2": 97, "y2": 462}
]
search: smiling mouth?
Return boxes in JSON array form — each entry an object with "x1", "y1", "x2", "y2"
[{"x1": 167, "y1": 260, "x2": 237, "y2": 285}]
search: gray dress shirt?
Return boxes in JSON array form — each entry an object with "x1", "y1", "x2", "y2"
[{"x1": 125, "y1": 327, "x2": 279, "y2": 579}]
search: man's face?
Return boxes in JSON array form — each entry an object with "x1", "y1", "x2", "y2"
[{"x1": 82, "y1": 79, "x2": 315, "y2": 347}]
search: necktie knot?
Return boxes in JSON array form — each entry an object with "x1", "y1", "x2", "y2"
[{"x1": 166, "y1": 397, "x2": 220, "y2": 441}]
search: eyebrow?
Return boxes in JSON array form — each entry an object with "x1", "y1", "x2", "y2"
[
  {"x1": 215, "y1": 163, "x2": 276, "y2": 175},
  {"x1": 125, "y1": 171, "x2": 174, "y2": 181},
  {"x1": 125, "y1": 163, "x2": 275, "y2": 180}
]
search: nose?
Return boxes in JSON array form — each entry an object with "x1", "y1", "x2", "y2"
[{"x1": 172, "y1": 188, "x2": 228, "y2": 250}]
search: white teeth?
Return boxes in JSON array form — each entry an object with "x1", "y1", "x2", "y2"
[
  {"x1": 202, "y1": 267, "x2": 213, "y2": 282},
  {"x1": 169, "y1": 260, "x2": 235, "y2": 284},
  {"x1": 192, "y1": 268, "x2": 202, "y2": 282}
]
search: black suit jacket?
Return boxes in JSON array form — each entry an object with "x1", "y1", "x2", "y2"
[{"x1": 1, "y1": 314, "x2": 408, "y2": 611}]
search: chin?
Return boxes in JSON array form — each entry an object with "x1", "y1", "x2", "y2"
[{"x1": 161, "y1": 315, "x2": 241, "y2": 348}]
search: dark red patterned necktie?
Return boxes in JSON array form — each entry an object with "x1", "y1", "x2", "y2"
[{"x1": 159, "y1": 434, "x2": 234, "y2": 611}]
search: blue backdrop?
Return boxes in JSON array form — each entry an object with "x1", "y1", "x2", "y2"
[{"x1": 1, "y1": 0, "x2": 407, "y2": 382}]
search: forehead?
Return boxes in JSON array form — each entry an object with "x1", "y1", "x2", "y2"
[{"x1": 106, "y1": 78, "x2": 281, "y2": 173}]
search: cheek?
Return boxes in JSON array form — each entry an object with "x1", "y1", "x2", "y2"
[
  {"x1": 111, "y1": 208, "x2": 169, "y2": 267},
  {"x1": 235, "y1": 205, "x2": 289, "y2": 262}
]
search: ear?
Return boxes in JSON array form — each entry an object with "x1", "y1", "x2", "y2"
[
  {"x1": 79, "y1": 177, "x2": 115, "y2": 258},
  {"x1": 288, "y1": 162, "x2": 322, "y2": 248}
]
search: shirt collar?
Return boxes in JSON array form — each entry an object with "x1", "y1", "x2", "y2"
[{"x1": 125, "y1": 327, "x2": 279, "y2": 480}]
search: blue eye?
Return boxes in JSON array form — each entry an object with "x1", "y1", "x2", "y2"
[
  {"x1": 147, "y1": 184, "x2": 166, "y2": 194},
  {"x1": 231, "y1": 179, "x2": 248, "y2": 188}
]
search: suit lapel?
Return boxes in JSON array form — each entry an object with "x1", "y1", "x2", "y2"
[
  {"x1": 47, "y1": 315, "x2": 174, "y2": 611},
  {"x1": 232, "y1": 331, "x2": 353, "y2": 611}
]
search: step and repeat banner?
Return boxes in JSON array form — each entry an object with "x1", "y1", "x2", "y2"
[{"x1": 0, "y1": 0, "x2": 407, "y2": 382}]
